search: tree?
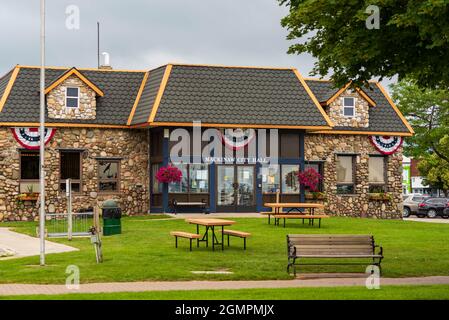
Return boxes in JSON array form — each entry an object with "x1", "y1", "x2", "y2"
[
  {"x1": 417, "y1": 154, "x2": 449, "y2": 197},
  {"x1": 278, "y1": 0, "x2": 449, "y2": 88},
  {"x1": 391, "y1": 79, "x2": 449, "y2": 194}
]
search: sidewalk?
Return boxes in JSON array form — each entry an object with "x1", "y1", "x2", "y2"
[
  {"x1": 2, "y1": 276, "x2": 449, "y2": 296},
  {"x1": 0, "y1": 228, "x2": 78, "y2": 259}
]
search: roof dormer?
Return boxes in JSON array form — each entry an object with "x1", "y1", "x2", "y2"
[{"x1": 45, "y1": 67, "x2": 104, "y2": 120}]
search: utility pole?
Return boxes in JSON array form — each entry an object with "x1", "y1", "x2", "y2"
[{"x1": 39, "y1": 0, "x2": 46, "y2": 266}]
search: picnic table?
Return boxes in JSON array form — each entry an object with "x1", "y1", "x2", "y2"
[
  {"x1": 263, "y1": 203, "x2": 325, "y2": 225},
  {"x1": 186, "y1": 218, "x2": 236, "y2": 251}
]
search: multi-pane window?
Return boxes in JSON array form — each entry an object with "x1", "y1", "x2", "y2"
[
  {"x1": 60, "y1": 151, "x2": 82, "y2": 193},
  {"x1": 336, "y1": 155, "x2": 355, "y2": 194},
  {"x1": 98, "y1": 160, "x2": 120, "y2": 192},
  {"x1": 66, "y1": 87, "x2": 79, "y2": 108},
  {"x1": 168, "y1": 163, "x2": 209, "y2": 193},
  {"x1": 261, "y1": 165, "x2": 280, "y2": 193},
  {"x1": 369, "y1": 156, "x2": 386, "y2": 192},
  {"x1": 281, "y1": 165, "x2": 300, "y2": 194},
  {"x1": 343, "y1": 97, "x2": 355, "y2": 117}
]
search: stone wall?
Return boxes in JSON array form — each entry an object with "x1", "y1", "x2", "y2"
[
  {"x1": 0, "y1": 127, "x2": 149, "y2": 222},
  {"x1": 305, "y1": 134, "x2": 403, "y2": 219},
  {"x1": 47, "y1": 75, "x2": 96, "y2": 120},
  {"x1": 328, "y1": 89, "x2": 370, "y2": 128}
]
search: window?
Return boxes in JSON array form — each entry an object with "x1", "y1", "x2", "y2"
[
  {"x1": 261, "y1": 165, "x2": 280, "y2": 193},
  {"x1": 60, "y1": 151, "x2": 82, "y2": 193},
  {"x1": 336, "y1": 155, "x2": 355, "y2": 194},
  {"x1": 66, "y1": 87, "x2": 79, "y2": 108},
  {"x1": 98, "y1": 160, "x2": 120, "y2": 192},
  {"x1": 304, "y1": 161, "x2": 324, "y2": 192},
  {"x1": 168, "y1": 163, "x2": 209, "y2": 194},
  {"x1": 342, "y1": 97, "x2": 355, "y2": 117},
  {"x1": 20, "y1": 151, "x2": 39, "y2": 180},
  {"x1": 151, "y1": 163, "x2": 162, "y2": 193},
  {"x1": 281, "y1": 165, "x2": 300, "y2": 194},
  {"x1": 168, "y1": 164, "x2": 188, "y2": 193},
  {"x1": 369, "y1": 156, "x2": 386, "y2": 192},
  {"x1": 189, "y1": 164, "x2": 209, "y2": 193}
]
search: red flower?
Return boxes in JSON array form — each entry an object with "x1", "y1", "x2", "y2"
[
  {"x1": 297, "y1": 167, "x2": 322, "y2": 192},
  {"x1": 155, "y1": 165, "x2": 183, "y2": 183}
]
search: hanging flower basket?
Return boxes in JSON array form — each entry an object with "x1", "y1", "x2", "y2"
[
  {"x1": 155, "y1": 165, "x2": 183, "y2": 184},
  {"x1": 297, "y1": 167, "x2": 322, "y2": 192}
]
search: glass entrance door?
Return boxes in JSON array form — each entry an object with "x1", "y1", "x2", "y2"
[{"x1": 216, "y1": 165, "x2": 255, "y2": 212}]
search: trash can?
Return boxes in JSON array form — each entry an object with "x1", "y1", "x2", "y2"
[{"x1": 102, "y1": 199, "x2": 122, "y2": 236}]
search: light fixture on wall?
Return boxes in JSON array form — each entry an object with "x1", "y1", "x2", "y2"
[{"x1": 163, "y1": 128, "x2": 170, "y2": 138}]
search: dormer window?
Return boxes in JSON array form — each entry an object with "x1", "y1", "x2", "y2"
[
  {"x1": 343, "y1": 97, "x2": 355, "y2": 117},
  {"x1": 66, "y1": 87, "x2": 79, "y2": 108}
]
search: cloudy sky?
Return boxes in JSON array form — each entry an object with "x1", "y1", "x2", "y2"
[{"x1": 0, "y1": 0, "x2": 394, "y2": 87}]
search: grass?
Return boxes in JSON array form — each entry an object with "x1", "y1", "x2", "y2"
[
  {"x1": 1, "y1": 216, "x2": 449, "y2": 284},
  {"x1": 2, "y1": 285, "x2": 449, "y2": 300}
]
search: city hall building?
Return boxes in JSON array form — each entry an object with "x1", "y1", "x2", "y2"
[{"x1": 0, "y1": 63, "x2": 413, "y2": 221}]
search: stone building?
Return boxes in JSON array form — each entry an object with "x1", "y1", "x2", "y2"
[{"x1": 0, "y1": 63, "x2": 413, "y2": 221}]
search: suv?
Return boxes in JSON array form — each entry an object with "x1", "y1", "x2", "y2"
[
  {"x1": 402, "y1": 194, "x2": 430, "y2": 217},
  {"x1": 417, "y1": 198, "x2": 449, "y2": 218}
]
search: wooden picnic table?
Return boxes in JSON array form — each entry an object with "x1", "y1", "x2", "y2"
[
  {"x1": 263, "y1": 203, "x2": 325, "y2": 225},
  {"x1": 186, "y1": 218, "x2": 236, "y2": 251}
]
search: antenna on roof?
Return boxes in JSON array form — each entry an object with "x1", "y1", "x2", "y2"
[{"x1": 97, "y1": 21, "x2": 100, "y2": 68}]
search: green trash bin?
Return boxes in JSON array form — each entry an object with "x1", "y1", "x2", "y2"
[{"x1": 102, "y1": 200, "x2": 122, "y2": 236}]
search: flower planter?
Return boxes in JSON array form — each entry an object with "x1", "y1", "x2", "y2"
[
  {"x1": 16, "y1": 193, "x2": 39, "y2": 201},
  {"x1": 368, "y1": 193, "x2": 392, "y2": 202},
  {"x1": 305, "y1": 192, "x2": 326, "y2": 200}
]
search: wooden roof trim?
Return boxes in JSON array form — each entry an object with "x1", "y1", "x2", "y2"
[
  {"x1": 375, "y1": 82, "x2": 414, "y2": 134},
  {"x1": 147, "y1": 64, "x2": 173, "y2": 123},
  {"x1": 0, "y1": 66, "x2": 20, "y2": 113},
  {"x1": 0, "y1": 122, "x2": 128, "y2": 129},
  {"x1": 292, "y1": 69, "x2": 334, "y2": 127},
  {"x1": 324, "y1": 82, "x2": 376, "y2": 107},
  {"x1": 127, "y1": 71, "x2": 150, "y2": 126},
  {"x1": 44, "y1": 68, "x2": 105, "y2": 96}
]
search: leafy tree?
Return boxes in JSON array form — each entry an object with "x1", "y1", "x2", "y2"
[
  {"x1": 418, "y1": 154, "x2": 449, "y2": 196},
  {"x1": 278, "y1": 0, "x2": 449, "y2": 88},
  {"x1": 391, "y1": 79, "x2": 449, "y2": 194}
]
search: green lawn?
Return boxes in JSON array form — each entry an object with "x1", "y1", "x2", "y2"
[
  {"x1": 2, "y1": 285, "x2": 449, "y2": 300},
  {"x1": 1, "y1": 216, "x2": 449, "y2": 284}
]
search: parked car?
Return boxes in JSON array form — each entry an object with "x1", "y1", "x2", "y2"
[
  {"x1": 417, "y1": 198, "x2": 449, "y2": 218},
  {"x1": 402, "y1": 194, "x2": 430, "y2": 217},
  {"x1": 443, "y1": 203, "x2": 449, "y2": 217}
]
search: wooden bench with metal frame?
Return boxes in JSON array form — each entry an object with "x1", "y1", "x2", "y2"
[
  {"x1": 222, "y1": 230, "x2": 251, "y2": 250},
  {"x1": 170, "y1": 231, "x2": 201, "y2": 251},
  {"x1": 172, "y1": 199, "x2": 208, "y2": 214},
  {"x1": 274, "y1": 214, "x2": 329, "y2": 228},
  {"x1": 286, "y1": 234, "x2": 383, "y2": 276}
]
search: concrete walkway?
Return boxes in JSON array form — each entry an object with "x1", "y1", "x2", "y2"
[
  {"x1": 1, "y1": 276, "x2": 449, "y2": 296},
  {"x1": 0, "y1": 228, "x2": 78, "y2": 259},
  {"x1": 167, "y1": 212, "x2": 265, "y2": 219},
  {"x1": 404, "y1": 217, "x2": 449, "y2": 224}
]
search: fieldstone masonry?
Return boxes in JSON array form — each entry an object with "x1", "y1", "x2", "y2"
[
  {"x1": 305, "y1": 134, "x2": 403, "y2": 219},
  {"x1": 328, "y1": 89, "x2": 370, "y2": 128},
  {"x1": 0, "y1": 127, "x2": 149, "y2": 222},
  {"x1": 46, "y1": 75, "x2": 97, "y2": 120}
]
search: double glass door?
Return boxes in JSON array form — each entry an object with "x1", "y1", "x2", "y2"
[{"x1": 217, "y1": 165, "x2": 255, "y2": 212}]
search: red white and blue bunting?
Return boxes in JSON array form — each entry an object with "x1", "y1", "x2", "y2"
[
  {"x1": 369, "y1": 135, "x2": 403, "y2": 155},
  {"x1": 219, "y1": 128, "x2": 256, "y2": 150},
  {"x1": 11, "y1": 127, "x2": 57, "y2": 150}
]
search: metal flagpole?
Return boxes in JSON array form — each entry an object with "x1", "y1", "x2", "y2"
[{"x1": 39, "y1": 0, "x2": 46, "y2": 266}]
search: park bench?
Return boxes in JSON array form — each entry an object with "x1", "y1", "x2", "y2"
[
  {"x1": 222, "y1": 230, "x2": 251, "y2": 250},
  {"x1": 172, "y1": 199, "x2": 208, "y2": 214},
  {"x1": 170, "y1": 231, "x2": 201, "y2": 251},
  {"x1": 274, "y1": 214, "x2": 329, "y2": 228},
  {"x1": 286, "y1": 234, "x2": 383, "y2": 276}
]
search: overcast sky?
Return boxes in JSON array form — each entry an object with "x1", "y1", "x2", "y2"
[{"x1": 0, "y1": 0, "x2": 395, "y2": 88}]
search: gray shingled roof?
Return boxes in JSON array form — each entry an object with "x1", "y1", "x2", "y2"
[
  {"x1": 0, "y1": 67, "x2": 145, "y2": 125},
  {"x1": 306, "y1": 79, "x2": 410, "y2": 133},
  {"x1": 0, "y1": 68, "x2": 13, "y2": 102},
  {"x1": 152, "y1": 65, "x2": 330, "y2": 127},
  {"x1": 305, "y1": 79, "x2": 341, "y2": 102},
  {"x1": 130, "y1": 66, "x2": 167, "y2": 125}
]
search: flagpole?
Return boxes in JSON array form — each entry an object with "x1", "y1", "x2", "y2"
[{"x1": 39, "y1": 0, "x2": 46, "y2": 266}]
